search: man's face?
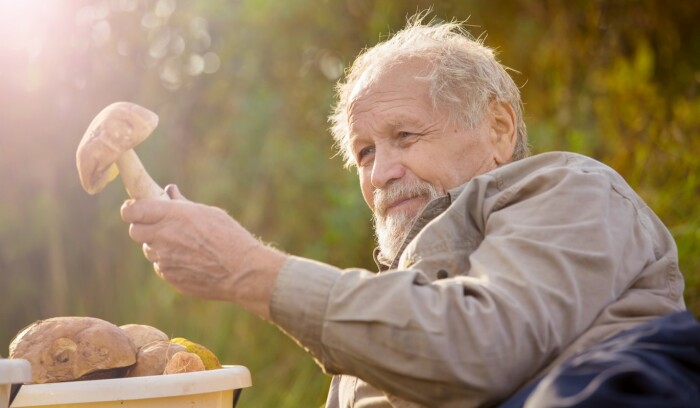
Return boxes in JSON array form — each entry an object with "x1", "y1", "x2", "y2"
[{"x1": 347, "y1": 59, "x2": 501, "y2": 261}]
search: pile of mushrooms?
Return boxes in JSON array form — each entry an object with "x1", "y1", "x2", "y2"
[{"x1": 8, "y1": 317, "x2": 213, "y2": 384}]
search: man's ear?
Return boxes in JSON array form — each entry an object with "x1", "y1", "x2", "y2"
[{"x1": 489, "y1": 101, "x2": 517, "y2": 165}]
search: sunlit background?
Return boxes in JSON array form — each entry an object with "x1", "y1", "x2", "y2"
[{"x1": 1, "y1": 1, "x2": 699, "y2": 406}]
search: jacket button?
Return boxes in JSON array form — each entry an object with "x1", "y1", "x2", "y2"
[{"x1": 436, "y1": 269, "x2": 448, "y2": 279}]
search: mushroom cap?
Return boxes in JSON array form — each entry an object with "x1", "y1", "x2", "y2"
[
  {"x1": 127, "y1": 340, "x2": 186, "y2": 377},
  {"x1": 8, "y1": 316, "x2": 137, "y2": 384},
  {"x1": 119, "y1": 324, "x2": 169, "y2": 350},
  {"x1": 170, "y1": 337, "x2": 222, "y2": 370},
  {"x1": 163, "y1": 351, "x2": 205, "y2": 374},
  {"x1": 76, "y1": 102, "x2": 158, "y2": 194}
]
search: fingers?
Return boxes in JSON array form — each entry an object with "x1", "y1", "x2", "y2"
[
  {"x1": 165, "y1": 184, "x2": 188, "y2": 201},
  {"x1": 152, "y1": 260, "x2": 165, "y2": 280},
  {"x1": 142, "y1": 242, "x2": 158, "y2": 263},
  {"x1": 127, "y1": 221, "x2": 153, "y2": 243},
  {"x1": 121, "y1": 185, "x2": 189, "y2": 224},
  {"x1": 120, "y1": 198, "x2": 169, "y2": 224},
  {"x1": 120, "y1": 185, "x2": 195, "y2": 282},
  {"x1": 143, "y1": 243, "x2": 166, "y2": 281}
]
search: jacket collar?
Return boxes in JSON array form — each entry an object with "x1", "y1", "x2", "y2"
[{"x1": 373, "y1": 185, "x2": 463, "y2": 271}]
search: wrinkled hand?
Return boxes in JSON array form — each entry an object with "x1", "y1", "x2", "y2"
[{"x1": 120, "y1": 184, "x2": 287, "y2": 319}]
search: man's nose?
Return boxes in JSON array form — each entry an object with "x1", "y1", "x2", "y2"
[{"x1": 371, "y1": 147, "x2": 404, "y2": 189}]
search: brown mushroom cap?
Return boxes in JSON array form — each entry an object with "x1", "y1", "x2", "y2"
[
  {"x1": 76, "y1": 102, "x2": 159, "y2": 194},
  {"x1": 119, "y1": 324, "x2": 169, "y2": 350},
  {"x1": 8, "y1": 316, "x2": 137, "y2": 384},
  {"x1": 163, "y1": 351, "x2": 205, "y2": 374},
  {"x1": 127, "y1": 340, "x2": 186, "y2": 377}
]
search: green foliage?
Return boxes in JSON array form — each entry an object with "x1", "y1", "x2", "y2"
[{"x1": 0, "y1": 1, "x2": 698, "y2": 406}]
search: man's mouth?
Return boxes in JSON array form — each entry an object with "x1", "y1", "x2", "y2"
[
  {"x1": 373, "y1": 180, "x2": 443, "y2": 219},
  {"x1": 384, "y1": 194, "x2": 424, "y2": 215}
]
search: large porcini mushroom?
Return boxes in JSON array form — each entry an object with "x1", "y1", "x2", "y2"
[
  {"x1": 8, "y1": 317, "x2": 137, "y2": 384},
  {"x1": 76, "y1": 102, "x2": 168, "y2": 199}
]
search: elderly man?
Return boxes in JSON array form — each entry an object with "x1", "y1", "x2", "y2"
[{"x1": 121, "y1": 15, "x2": 697, "y2": 407}]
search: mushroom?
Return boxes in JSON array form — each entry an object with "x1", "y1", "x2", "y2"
[
  {"x1": 76, "y1": 102, "x2": 168, "y2": 199},
  {"x1": 8, "y1": 317, "x2": 137, "y2": 384},
  {"x1": 127, "y1": 340, "x2": 186, "y2": 377},
  {"x1": 163, "y1": 351, "x2": 205, "y2": 374},
  {"x1": 119, "y1": 324, "x2": 169, "y2": 350}
]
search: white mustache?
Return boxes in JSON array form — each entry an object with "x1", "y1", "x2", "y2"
[{"x1": 373, "y1": 180, "x2": 442, "y2": 217}]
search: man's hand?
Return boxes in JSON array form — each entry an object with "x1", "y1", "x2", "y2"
[{"x1": 120, "y1": 184, "x2": 287, "y2": 320}]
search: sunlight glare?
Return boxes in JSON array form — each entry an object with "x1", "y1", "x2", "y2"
[{"x1": 0, "y1": 0, "x2": 58, "y2": 53}]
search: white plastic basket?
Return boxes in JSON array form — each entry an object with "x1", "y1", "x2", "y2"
[
  {"x1": 8, "y1": 365, "x2": 251, "y2": 408},
  {"x1": 0, "y1": 359, "x2": 31, "y2": 408}
]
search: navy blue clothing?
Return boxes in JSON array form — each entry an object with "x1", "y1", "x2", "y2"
[{"x1": 501, "y1": 311, "x2": 700, "y2": 407}]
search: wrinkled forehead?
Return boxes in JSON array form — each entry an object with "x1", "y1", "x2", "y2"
[
  {"x1": 348, "y1": 57, "x2": 434, "y2": 107},
  {"x1": 346, "y1": 59, "x2": 442, "y2": 153}
]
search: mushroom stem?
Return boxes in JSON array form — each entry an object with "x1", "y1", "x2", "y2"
[{"x1": 116, "y1": 149, "x2": 168, "y2": 199}]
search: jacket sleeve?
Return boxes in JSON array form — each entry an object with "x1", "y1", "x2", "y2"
[{"x1": 269, "y1": 156, "x2": 678, "y2": 406}]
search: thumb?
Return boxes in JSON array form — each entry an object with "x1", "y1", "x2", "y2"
[{"x1": 165, "y1": 184, "x2": 188, "y2": 201}]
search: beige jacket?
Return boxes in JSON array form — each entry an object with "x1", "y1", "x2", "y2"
[{"x1": 269, "y1": 152, "x2": 685, "y2": 407}]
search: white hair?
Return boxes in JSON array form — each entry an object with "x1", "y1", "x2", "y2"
[{"x1": 329, "y1": 12, "x2": 529, "y2": 167}]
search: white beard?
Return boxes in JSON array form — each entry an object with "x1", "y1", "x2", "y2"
[{"x1": 373, "y1": 180, "x2": 443, "y2": 265}]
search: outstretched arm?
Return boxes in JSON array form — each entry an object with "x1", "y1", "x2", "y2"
[{"x1": 120, "y1": 184, "x2": 288, "y2": 320}]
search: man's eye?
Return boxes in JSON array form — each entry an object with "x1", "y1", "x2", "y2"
[
  {"x1": 398, "y1": 131, "x2": 420, "y2": 142},
  {"x1": 357, "y1": 146, "x2": 375, "y2": 164}
]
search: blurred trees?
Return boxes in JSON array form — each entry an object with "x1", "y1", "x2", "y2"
[{"x1": 0, "y1": 1, "x2": 698, "y2": 406}]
